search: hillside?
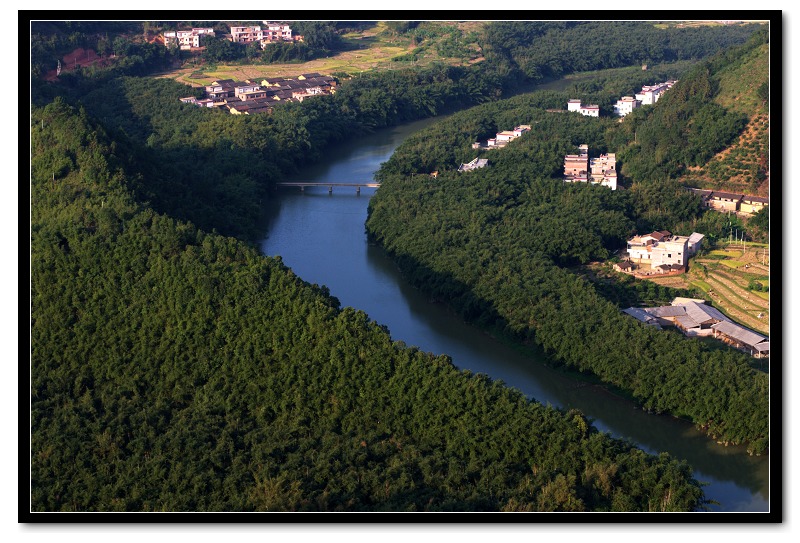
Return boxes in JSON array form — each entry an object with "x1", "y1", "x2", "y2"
[
  {"x1": 29, "y1": 96, "x2": 709, "y2": 514},
  {"x1": 679, "y1": 42, "x2": 769, "y2": 195}
]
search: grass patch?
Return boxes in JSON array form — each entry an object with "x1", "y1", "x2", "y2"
[
  {"x1": 720, "y1": 260, "x2": 747, "y2": 269},
  {"x1": 709, "y1": 249, "x2": 742, "y2": 258},
  {"x1": 753, "y1": 290, "x2": 770, "y2": 301},
  {"x1": 691, "y1": 280, "x2": 711, "y2": 293}
]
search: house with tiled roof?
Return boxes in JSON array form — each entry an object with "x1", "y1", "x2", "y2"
[
  {"x1": 707, "y1": 191, "x2": 743, "y2": 212},
  {"x1": 740, "y1": 195, "x2": 769, "y2": 215}
]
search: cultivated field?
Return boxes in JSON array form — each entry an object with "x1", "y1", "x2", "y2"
[{"x1": 154, "y1": 21, "x2": 485, "y2": 88}]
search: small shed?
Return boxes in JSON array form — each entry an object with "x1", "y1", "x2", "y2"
[{"x1": 614, "y1": 261, "x2": 636, "y2": 272}]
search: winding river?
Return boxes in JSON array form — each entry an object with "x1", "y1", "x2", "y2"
[{"x1": 259, "y1": 116, "x2": 769, "y2": 513}]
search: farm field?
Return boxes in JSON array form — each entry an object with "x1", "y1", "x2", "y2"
[
  {"x1": 154, "y1": 21, "x2": 486, "y2": 88},
  {"x1": 648, "y1": 242, "x2": 770, "y2": 335}
]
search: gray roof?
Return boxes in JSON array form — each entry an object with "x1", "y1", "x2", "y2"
[
  {"x1": 688, "y1": 232, "x2": 704, "y2": 244},
  {"x1": 671, "y1": 297, "x2": 707, "y2": 306},
  {"x1": 683, "y1": 301, "x2": 730, "y2": 325},
  {"x1": 645, "y1": 306, "x2": 686, "y2": 318},
  {"x1": 711, "y1": 321, "x2": 767, "y2": 348},
  {"x1": 675, "y1": 315, "x2": 701, "y2": 329},
  {"x1": 622, "y1": 308, "x2": 662, "y2": 328},
  {"x1": 754, "y1": 342, "x2": 770, "y2": 352}
]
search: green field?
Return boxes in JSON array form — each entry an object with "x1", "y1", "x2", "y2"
[{"x1": 686, "y1": 245, "x2": 770, "y2": 335}]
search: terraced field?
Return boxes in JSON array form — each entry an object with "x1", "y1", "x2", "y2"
[{"x1": 688, "y1": 244, "x2": 770, "y2": 335}]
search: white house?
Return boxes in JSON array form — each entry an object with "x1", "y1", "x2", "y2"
[
  {"x1": 163, "y1": 28, "x2": 215, "y2": 50},
  {"x1": 627, "y1": 231, "x2": 693, "y2": 266},
  {"x1": 635, "y1": 80, "x2": 677, "y2": 105},
  {"x1": 567, "y1": 99, "x2": 582, "y2": 112},
  {"x1": 614, "y1": 96, "x2": 641, "y2": 116}
]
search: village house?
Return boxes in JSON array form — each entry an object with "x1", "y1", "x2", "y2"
[
  {"x1": 589, "y1": 153, "x2": 617, "y2": 190},
  {"x1": 163, "y1": 28, "x2": 215, "y2": 50},
  {"x1": 566, "y1": 100, "x2": 600, "y2": 117},
  {"x1": 230, "y1": 22, "x2": 299, "y2": 48},
  {"x1": 564, "y1": 144, "x2": 616, "y2": 189},
  {"x1": 623, "y1": 298, "x2": 768, "y2": 357},
  {"x1": 687, "y1": 188, "x2": 768, "y2": 216},
  {"x1": 739, "y1": 195, "x2": 770, "y2": 215},
  {"x1": 473, "y1": 125, "x2": 530, "y2": 150},
  {"x1": 707, "y1": 191, "x2": 743, "y2": 212},
  {"x1": 626, "y1": 230, "x2": 694, "y2": 267},
  {"x1": 635, "y1": 80, "x2": 677, "y2": 105},
  {"x1": 687, "y1": 232, "x2": 705, "y2": 255},
  {"x1": 613, "y1": 96, "x2": 641, "y2": 117}
]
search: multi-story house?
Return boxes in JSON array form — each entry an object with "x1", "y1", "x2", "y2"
[
  {"x1": 566, "y1": 100, "x2": 600, "y2": 117},
  {"x1": 626, "y1": 231, "x2": 691, "y2": 266},
  {"x1": 163, "y1": 28, "x2": 215, "y2": 50},
  {"x1": 262, "y1": 21, "x2": 292, "y2": 43},
  {"x1": 230, "y1": 23, "x2": 295, "y2": 48},
  {"x1": 230, "y1": 25, "x2": 263, "y2": 44},
  {"x1": 589, "y1": 153, "x2": 617, "y2": 190},
  {"x1": 614, "y1": 96, "x2": 641, "y2": 116},
  {"x1": 635, "y1": 80, "x2": 677, "y2": 105},
  {"x1": 564, "y1": 145, "x2": 616, "y2": 189}
]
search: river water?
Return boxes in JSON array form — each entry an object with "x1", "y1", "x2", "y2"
[{"x1": 259, "y1": 116, "x2": 769, "y2": 513}]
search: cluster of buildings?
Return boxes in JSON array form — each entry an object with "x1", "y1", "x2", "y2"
[
  {"x1": 472, "y1": 125, "x2": 531, "y2": 150},
  {"x1": 163, "y1": 22, "x2": 301, "y2": 51},
  {"x1": 613, "y1": 80, "x2": 678, "y2": 117},
  {"x1": 566, "y1": 80, "x2": 679, "y2": 118},
  {"x1": 621, "y1": 230, "x2": 704, "y2": 273},
  {"x1": 179, "y1": 73, "x2": 337, "y2": 114},
  {"x1": 688, "y1": 188, "x2": 769, "y2": 216},
  {"x1": 563, "y1": 144, "x2": 618, "y2": 190},
  {"x1": 623, "y1": 297, "x2": 769, "y2": 358}
]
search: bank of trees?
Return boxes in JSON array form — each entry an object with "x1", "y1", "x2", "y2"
[
  {"x1": 31, "y1": 97, "x2": 708, "y2": 513},
  {"x1": 480, "y1": 21, "x2": 761, "y2": 83},
  {"x1": 366, "y1": 81, "x2": 768, "y2": 453}
]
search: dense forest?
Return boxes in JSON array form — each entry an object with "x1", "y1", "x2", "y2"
[
  {"x1": 480, "y1": 21, "x2": 761, "y2": 83},
  {"x1": 29, "y1": 20, "x2": 768, "y2": 512},
  {"x1": 366, "y1": 30, "x2": 770, "y2": 455},
  {"x1": 31, "y1": 97, "x2": 710, "y2": 513}
]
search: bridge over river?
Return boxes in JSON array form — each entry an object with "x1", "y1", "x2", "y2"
[{"x1": 276, "y1": 182, "x2": 381, "y2": 194}]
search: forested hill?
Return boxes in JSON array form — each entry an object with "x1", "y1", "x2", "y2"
[
  {"x1": 678, "y1": 36, "x2": 769, "y2": 195},
  {"x1": 609, "y1": 27, "x2": 769, "y2": 191},
  {"x1": 30, "y1": 98, "x2": 707, "y2": 512},
  {"x1": 479, "y1": 21, "x2": 761, "y2": 83},
  {"x1": 366, "y1": 34, "x2": 770, "y2": 455}
]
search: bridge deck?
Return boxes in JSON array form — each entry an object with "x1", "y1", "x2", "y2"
[{"x1": 276, "y1": 182, "x2": 381, "y2": 188}]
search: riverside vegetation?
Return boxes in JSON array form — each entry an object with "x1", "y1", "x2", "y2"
[
  {"x1": 366, "y1": 28, "x2": 770, "y2": 455},
  {"x1": 30, "y1": 20, "x2": 767, "y2": 512}
]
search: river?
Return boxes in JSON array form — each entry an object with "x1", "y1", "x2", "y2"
[{"x1": 259, "y1": 116, "x2": 770, "y2": 513}]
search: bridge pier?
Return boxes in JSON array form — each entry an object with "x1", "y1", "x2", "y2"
[
  {"x1": 356, "y1": 186, "x2": 360, "y2": 195},
  {"x1": 329, "y1": 186, "x2": 333, "y2": 194}
]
